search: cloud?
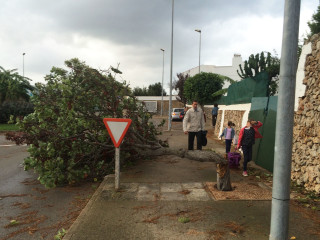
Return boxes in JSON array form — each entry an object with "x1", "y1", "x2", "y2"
[{"x1": 0, "y1": 0, "x2": 318, "y2": 89}]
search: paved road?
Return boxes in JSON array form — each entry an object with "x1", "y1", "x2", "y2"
[{"x1": 0, "y1": 134, "x2": 96, "y2": 240}]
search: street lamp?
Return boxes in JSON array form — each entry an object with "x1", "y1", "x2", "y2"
[
  {"x1": 22, "y1": 53, "x2": 26, "y2": 78},
  {"x1": 195, "y1": 29, "x2": 201, "y2": 74},
  {"x1": 168, "y1": 0, "x2": 174, "y2": 131},
  {"x1": 160, "y1": 48, "x2": 165, "y2": 116}
]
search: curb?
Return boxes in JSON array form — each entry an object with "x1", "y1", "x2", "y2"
[{"x1": 62, "y1": 175, "x2": 113, "y2": 240}]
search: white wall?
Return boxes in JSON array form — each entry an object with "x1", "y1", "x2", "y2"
[
  {"x1": 295, "y1": 42, "x2": 312, "y2": 111},
  {"x1": 183, "y1": 54, "x2": 244, "y2": 89},
  {"x1": 135, "y1": 95, "x2": 179, "y2": 101}
]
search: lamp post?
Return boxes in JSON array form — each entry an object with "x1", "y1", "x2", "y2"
[
  {"x1": 269, "y1": 1, "x2": 300, "y2": 239},
  {"x1": 195, "y1": 29, "x2": 201, "y2": 74},
  {"x1": 22, "y1": 53, "x2": 26, "y2": 78},
  {"x1": 168, "y1": 0, "x2": 174, "y2": 131},
  {"x1": 160, "y1": 48, "x2": 165, "y2": 116}
]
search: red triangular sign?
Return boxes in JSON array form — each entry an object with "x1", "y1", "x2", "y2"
[{"x1": 103, "y1": 118, "x2": 132, "y2": 148}]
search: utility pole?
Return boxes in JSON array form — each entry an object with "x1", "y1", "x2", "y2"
[
  {"x1": 195, "y1": 29, "x2": 201, "y2": 74},
  {"x1": 269, "y1": 0, "x2": 301, "y2": 239},
  {"x1": 22, "y1": 53, "x2": 26, "y2": 78},
  {"x1": 168, "y1": 0, "x2": 174, "y2": 131},
  {"x1": 160, "y1": 48, "x2": 165, "y2": 116}
]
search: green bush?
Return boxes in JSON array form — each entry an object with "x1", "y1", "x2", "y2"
[{"x1": 184, "y1": 72, "x2": 224, "y2": 105}]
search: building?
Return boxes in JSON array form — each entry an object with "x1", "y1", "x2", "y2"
[
  {"x1": 182, "y1": 54, "x2": 244, "y2": 89},
  {"x1": 135, "y1": 95, "x2": 184, "y2": 115}
]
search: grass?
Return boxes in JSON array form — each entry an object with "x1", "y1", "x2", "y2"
[
  {"x1": 291, "y1": 182, "x2": 320, "y2": 211},
  {"x1": 0, "y1": 124, "x2": 19, "y2": 131}
]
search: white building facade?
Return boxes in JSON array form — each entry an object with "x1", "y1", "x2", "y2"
[{"x1": 183, "y1": 54, "x2": 244, "y2": 89}]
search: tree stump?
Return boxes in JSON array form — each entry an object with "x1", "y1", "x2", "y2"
[{"x1": 216, "y1": 161, "x2": 232, "y2": 191}]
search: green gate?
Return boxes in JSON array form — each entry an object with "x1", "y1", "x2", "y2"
[{"x1": 249, "y1": 96, "x2": 278, "y2": 172}]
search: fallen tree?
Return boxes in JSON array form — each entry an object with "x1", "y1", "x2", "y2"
[
  {"x1": 6, "y1": 59, "x2": 165, "y2": 188},
  {"x1": 141, "y1": 148, "x2": 232, "y2": 191},
  {"x1": 6, "y1": 59, "x2": 232, "y2": 190}
]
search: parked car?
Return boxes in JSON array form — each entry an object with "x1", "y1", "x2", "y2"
[
  {"x1": 172, "y1": 108, "x2": 184, "y2": 121},
  {"x1": 179, "y1": 109, "x2": 185, "y2": 120}
]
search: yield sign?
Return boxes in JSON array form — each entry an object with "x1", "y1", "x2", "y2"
[{"x1": 103, "y1": 118, "x2": 132, "y2": 148}]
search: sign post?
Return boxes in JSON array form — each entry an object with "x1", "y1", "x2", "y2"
[
  {"x1": 103, "y1": 118, "x2": 132, "y2": 190},
  {"x1": 115, "y1": 147, "x2": 120, "y2": 189}
]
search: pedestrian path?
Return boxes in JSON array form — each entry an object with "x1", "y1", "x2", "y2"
[
  {"x1": 101, "y1": 181, "x2": 212, "y2": 202},
  {"x1": 62, "y1": 152, "x2": 320, "y2": 240}
]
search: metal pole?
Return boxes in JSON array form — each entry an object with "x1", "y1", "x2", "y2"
[
  {"x1": 168, "y1": 0, "x2": 174, "y2": 131},
  {"x1": 195, "y1": 29, "x2": 201, "y2": 74},
  {"x1": 199, "y1": 31, "x2": 201, "y2": 73},
  {"x1": 269, "y1": 0, "x2": 300, "y2": 239},
  {"x1": 161, "y1": 48, "x2": 165, "y2": 116},
  {"x1": 115, "y1": 147, "x2": 120, "y2": 190},
  {"x1": 22, "y1": 53, "x2": 25, "y2": 78},
  {"x1": 198, "y1": 31, "x2": 201, "y2": 74}
]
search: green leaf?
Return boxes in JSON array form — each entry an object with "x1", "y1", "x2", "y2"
[
  {"x1": 178, "y1": 217, "x2": 190, "y2": 223},
  {"x1": 9, "y1": 220, "x2": 19, "y2": 226}
]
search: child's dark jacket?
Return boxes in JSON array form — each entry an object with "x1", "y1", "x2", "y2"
[{"x1": 237, "y1": 121, "x2": 263, "y2": 149}]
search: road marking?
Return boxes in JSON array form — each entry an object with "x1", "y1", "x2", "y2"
[{"x1": 0, "y1": 144, "x2": 27, "y2": 147}]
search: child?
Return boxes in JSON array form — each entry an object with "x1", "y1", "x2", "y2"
[
  {"x1": 219, "y1": 121, "x2": 235, "y2": 158},
  {"x1": 236, "y1": 119, "x2": 263, "y2": 176}
]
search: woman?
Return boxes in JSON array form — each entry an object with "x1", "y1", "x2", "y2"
[{"x1": 236, "y1": 119, "x2": 263, "y2": 176}]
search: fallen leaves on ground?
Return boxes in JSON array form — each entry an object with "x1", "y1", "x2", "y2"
[
  {"x1": 220, "y1": 221, "x2": 244, "y2": 235},
  {"x1": 142, "y1": 215, "x2": 161, "y2": 224},
  {"x1": 179, "y1": 190, "x2": 191, "y2": 195},
  {"x1": 0, "y1": 194, "x2": 30, "y2": 199},
  {"x1": 12, "y1": 202, "x2": 31, "y2": 209}
]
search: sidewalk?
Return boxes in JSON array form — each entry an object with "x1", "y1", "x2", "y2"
[{"x1": 63, "y1": 149, "x2": 319, "y2": 239}]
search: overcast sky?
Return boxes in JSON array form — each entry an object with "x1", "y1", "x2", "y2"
[{"x1": 0, "y1": 0, "x2": 318, "y2": 92}]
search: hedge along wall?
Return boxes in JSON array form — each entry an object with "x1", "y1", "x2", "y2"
[
  {"x1": 292, "y1": 34, "x2": 320, "y2": 193},
  {"x1": 0, "y1": 101, "x2": 34, "y2": 123}
]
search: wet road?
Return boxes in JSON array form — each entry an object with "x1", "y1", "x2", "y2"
[
  {"x1": 0, "y1": 137, "x2": 29, "y2": 195},
  {"x1": 0, "y1": 134, "x2": 96, "y2": 240}
]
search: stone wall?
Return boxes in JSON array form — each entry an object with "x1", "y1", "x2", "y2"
[
  {"x1": 221, "y1": 110, "x2": 245, "y2": 136},
  {"x1": 203, "y1": 107, "x2": 245, "y2": 137},
  {"x1": 292, "y1": 34, "x2": 320, "y2": 193},
  {"x1": 214, "y1": 110, "x2": 223, "y2": 135}
]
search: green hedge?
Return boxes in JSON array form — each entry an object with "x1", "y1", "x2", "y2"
[{"x1": 0, "y1": 101, "x2": 34, "y2": 123}]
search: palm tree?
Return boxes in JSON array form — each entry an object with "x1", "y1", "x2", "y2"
[{"x1": 0, "y1": 66, "x2": 34, "y2": 105}]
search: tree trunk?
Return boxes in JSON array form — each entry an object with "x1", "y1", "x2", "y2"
[
  {"x1": 141, "y1": 148, "x2": 232, "y2": 191},
  {"x1": 216, "y1": 161, "x2": 232, "y2": 191}
]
